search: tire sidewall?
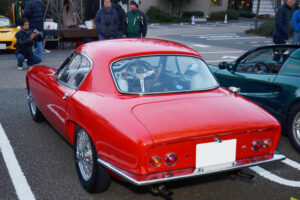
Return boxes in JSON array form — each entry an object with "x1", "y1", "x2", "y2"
[
  {"x1": 287, "y1": 104, "x2": 300, "y2": 152},
  {"x1": 74, "y1": 126, "x2": 98, "y2": 192}
]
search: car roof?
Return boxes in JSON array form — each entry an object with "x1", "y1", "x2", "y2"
[{"x1": 76, "y1": 38, "x2": 201, "y2": 62}]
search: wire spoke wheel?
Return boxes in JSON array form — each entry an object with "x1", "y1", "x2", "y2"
[
  {"x1": 293, "y1": 112, "x2": 300, "y2": 145},
  {"x1": 28, "y1": 89, "x2": 37, "y2": 115},
  {"x1": 76, "y1": 129, "x2": 94, "y2": 181}
]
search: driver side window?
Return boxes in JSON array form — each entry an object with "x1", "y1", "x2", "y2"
[
  {"x1": 56, "y1": 53, "x2": 92, "y2": 89},
  {"x1": 237, "y1": 47, "x2": 295, "y2": 74}
]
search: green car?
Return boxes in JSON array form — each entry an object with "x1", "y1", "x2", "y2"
[{"x1": 209, "y1": 45, "x2": 300, "y2": 152}]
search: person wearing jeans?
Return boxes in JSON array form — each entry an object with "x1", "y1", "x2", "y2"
[
  {"x1": 15, "y1": 19, "x2": 41, "y2": 70},
  {"x1": 24, "y1": 0, "x2": 45, "y2": 60},
  {"x1": 292, "y1": 9, "x2": 300, "y2": 44},
  {"x1": 95, "y1": 0, "x2": 119, "y2": 40}
]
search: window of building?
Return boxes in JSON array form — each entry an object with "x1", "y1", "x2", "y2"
[{"x1": 210, "y1": 0, "x2": 221, "y2": 6}]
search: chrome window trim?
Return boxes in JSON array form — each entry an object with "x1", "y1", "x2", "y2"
[
  {"x1": 55, "y1": 51, "x2": 93, "y2": 90},
  {"x1": 109, "y1": 54, "x2": 219, "y2": 95}
]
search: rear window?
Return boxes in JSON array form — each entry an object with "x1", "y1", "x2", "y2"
[{"x1": 111, "y1": 55, "x2": 219, "y2": 94}]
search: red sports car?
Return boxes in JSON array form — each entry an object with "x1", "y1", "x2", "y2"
[{"x1": 26, "y1": 39, "x2": 285, "y2": 193}]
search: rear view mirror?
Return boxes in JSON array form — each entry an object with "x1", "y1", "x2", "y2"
[{"x1": 218, "y1": 62, "x2": 229, "y2": 70}]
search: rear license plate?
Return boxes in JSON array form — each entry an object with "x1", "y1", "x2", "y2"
[
  {"x1": 196, "y1": 139, "x2": 236, "y2": 170},
  {"x1": 0, "y1": 44, "x2": 6, "y2": 49}
]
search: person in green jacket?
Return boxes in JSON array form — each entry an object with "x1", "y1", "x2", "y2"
[{"x1": 124, "y1": 0, "x2": 147, "y2": 38}]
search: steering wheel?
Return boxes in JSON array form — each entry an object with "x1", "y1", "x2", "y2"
[
  {"x1": 125, "y1": 60, "x2": 157, "y2": 93},
  {"x1": 253, "y1": 62, "x2": 269, "y2": 73}
]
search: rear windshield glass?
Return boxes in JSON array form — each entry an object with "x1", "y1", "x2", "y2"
[{"x1": 111, "y1": 55, "x2": 218, "y2": 94}]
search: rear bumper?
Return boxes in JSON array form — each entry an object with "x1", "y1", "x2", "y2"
[{"x1": 97, "y1": 151, "x2": 285, "y2": 186}]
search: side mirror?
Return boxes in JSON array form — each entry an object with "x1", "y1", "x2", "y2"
[{"x1": 218, "y1": 62, "x2": 229, "y2": 70}]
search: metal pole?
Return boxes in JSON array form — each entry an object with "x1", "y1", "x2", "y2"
[
  {"x1": 80, "y1": 0, "x2": 83, "y2": 22},
  {"x1": 100, "y1": 0, "x2": 102, "y2": 9}
]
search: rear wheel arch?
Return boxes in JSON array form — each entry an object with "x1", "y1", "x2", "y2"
[{"x1": 65, "y1": 120, "x2": 98, "y2": 150}]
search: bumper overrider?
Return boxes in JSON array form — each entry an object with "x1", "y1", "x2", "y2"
[{"x1": 98, "y1": 151, "x2": 285, "y2": 186}]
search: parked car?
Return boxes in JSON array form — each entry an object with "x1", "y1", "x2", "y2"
[
  {"x1": 210, "y1": 45, "x2": 300, "y2": 152},
  {"x1": 26, "y1": 39, "x2": 284, "y2": 193},
  {"x1": 0, "y1": 15, "x2": 19, "y2": 50}
]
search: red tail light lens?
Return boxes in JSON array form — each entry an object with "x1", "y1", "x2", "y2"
[
  {"x1": 252, "y1": 140, "x2": 263, "y2": 152},
  {"x1": 264, "y1": 139, "x2": 273, "y2": 149},
  {"x1": 165, "y1": 153, "x2": 178, "y2": 167},
  {"x1": 150, "y1": 156, "x2": 162, "y2": 168}
]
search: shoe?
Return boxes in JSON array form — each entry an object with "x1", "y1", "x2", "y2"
[{"x1": 17, "y1": 67, "x2": 23, "y2": 70}]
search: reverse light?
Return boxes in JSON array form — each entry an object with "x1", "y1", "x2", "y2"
[
  {"x1": 252, "y1": 140, "x2": 263, "y2": 152},
  {"x1": 165, "y1": 153, "x2": 178, "y2": 167},
  {"x1": 151, "y1": 156, "x2": 162, "y2": 168},
  {"x1": 264, "y1": 139, "x2": 273, "y2": 149}
]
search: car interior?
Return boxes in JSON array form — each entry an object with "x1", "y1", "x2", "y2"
[
  {"x1": 236, "y1": 47, "x2": 297, "y2": 74},
  {"x1": 111, "y1": 55, "x2": 218, "y2": 94}
]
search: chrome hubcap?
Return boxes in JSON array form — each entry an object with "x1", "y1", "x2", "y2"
[
  {"x1": 293, "y1": 112, "x2": 300, "y2": 145},
  {"x1": 76, "y1": 129, "x2": 93, "y2": 181},
  {"x1": 27, "y1": 89, "x2": 37, "y2": 115}
]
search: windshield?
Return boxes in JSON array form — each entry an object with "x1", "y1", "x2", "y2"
[
  {"x1": 0, "y1": 17, "x2": 14, "y2": 28},
  {"x1": 111, "y1": 55, "x2": 219, "y2": 94}
]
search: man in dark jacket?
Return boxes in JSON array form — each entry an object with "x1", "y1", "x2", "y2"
[
  {"x1": 112, "y1": 0, "x2": 126, "y2": 38},
  {"x1": 24, "y1": 0, "x2": 45, "y2": 59},
  {"x1": 273, "y1": 0, "x2": 296, "y2": 44},
  {"x1": 125, "y1": 0, "x2": 147, "y2": 38},
  {"x1": 15, "y1": 19, "x2": 41, "y2": 70},
  {"x1": 95, "y1": 0, "x2": 119, "y2": 40}
]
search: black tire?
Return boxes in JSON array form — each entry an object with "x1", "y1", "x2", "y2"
[
  {"x1": 74, "y1": 126, "x2": 111, "y2": 193},
  {"x1": 27, "y1": 88, "x2": 44, "y2": 122},
  {"x1": 287, "y1": 103, "x2": 300, "y2": 153}
]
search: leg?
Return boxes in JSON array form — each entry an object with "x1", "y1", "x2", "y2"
[
  {"x1": 98, "y1": 34, "x2": 104, "y2": 40},
  {"x1": 16, "y1": 54, "x2": 25, "y2": 68},
  {"x1": 27, "y1": 54, "x2": 41, "y2": 67}
]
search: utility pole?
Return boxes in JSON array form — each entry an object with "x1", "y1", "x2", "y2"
[{"x1": 255, "y1": 0, "x2": 261, "y2": 29}]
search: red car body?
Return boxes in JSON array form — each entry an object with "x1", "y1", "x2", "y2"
[{"x1": 26, "y1": 39, "x2": 284, "y2": 190}]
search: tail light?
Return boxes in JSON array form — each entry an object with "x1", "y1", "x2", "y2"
[
  {"x1": 264, "y1": 139, "x2": 273, "y2": 149},
  {"x1": 252, "y1": 140, "x2": 263, "y2": 152},
  {"x1": 150, "y1": 155, "x2": 162, "y2": 168},
  {"x1": 165, "y1": 153, "x2": 178, "y2": 167}
]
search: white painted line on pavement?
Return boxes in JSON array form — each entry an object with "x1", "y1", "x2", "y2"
[
  {"x1": 198, "y1": 51, "x2": 244, "y2": 54},
  {"x1": 205, "y1": 59, "x2": 235, "y2": 63},
  {"x1": 192, "y1": 44, "x2": 211, "y2": 48},
  {"x1": 207, "y1": 36, "x2": 265, "y2": 40},
  {"x1": 250, "y1": 166, "x2": 300, "y2": 187},
  {"x1": 0, "y1": 123, "x2": 35, "y2": 200},
  {"x1": 282, "y1": 158, "x2": 300, "y2": 170}
]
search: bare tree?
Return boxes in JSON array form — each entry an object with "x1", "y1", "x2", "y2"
[{"x1": 269, "y1": 0, "x2": 282, "y2": 13}]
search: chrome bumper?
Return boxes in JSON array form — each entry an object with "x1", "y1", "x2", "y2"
[{"x1": 97, "y1": 151, "x2": 285, "y2": 186}]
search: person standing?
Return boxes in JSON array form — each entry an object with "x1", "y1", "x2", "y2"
[
  {"x1": 112, "y1": 0, "x2": 126, "y2": 38},
  {"x1": 24, "y1": 0, "x2": 45, "y2": 60},
  {"x1": 63, "y1": 0, "x2": 78, "y2": 29},
  {"x1": 292, "y1": 9, "x2": 300, "y2": 44},
  {"x1": 273, "y1": 0, "x2": 296, "y2": 44},
  {"x1": 125, "y1": 0, "x2": 147, "y2": 38},
  {"x1": 95, "y1": 0, "x2": 119, "y2": 40},
  {"x1": 15, "y1": 19, "x2": 41, "y2": 70}
]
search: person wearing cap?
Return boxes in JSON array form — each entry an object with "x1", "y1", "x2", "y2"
[
  {"x1": 112, "y1": 0, "x2": 126, "y2": 38},
  {"x1": 125, "y1": 0, "x2": 147, "y2": 38},
  {"x1": 95, "y1": 0, "x2": 119, "y2": 40}
]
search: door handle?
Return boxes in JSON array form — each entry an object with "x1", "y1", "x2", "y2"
[{"x1": 62, "y1": 93, "x2": 69, "y2": 100}]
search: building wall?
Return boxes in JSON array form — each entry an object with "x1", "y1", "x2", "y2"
[
  {"x1": 138, "y1": 0, "x2": 228, "y2": 16},
  {"x1": 139, "y1": 0, "x2": 170, "y2": 13}
]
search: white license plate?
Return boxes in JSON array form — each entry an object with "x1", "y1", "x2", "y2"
[
  {"x1": 0, "y1": 44, "x2": 6, "y2": 49},
  {"x1": 196, "y1": 139, "x2": 236, "y2": 170}
]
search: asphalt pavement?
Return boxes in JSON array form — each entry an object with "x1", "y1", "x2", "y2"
[{"x1": 0, "y1": 21, "x2": 300, "y2": 200}]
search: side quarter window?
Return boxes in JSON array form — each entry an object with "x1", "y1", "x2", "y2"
[{"x1": 56, "y1": 53, "x2": 92, "y2": 89}]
